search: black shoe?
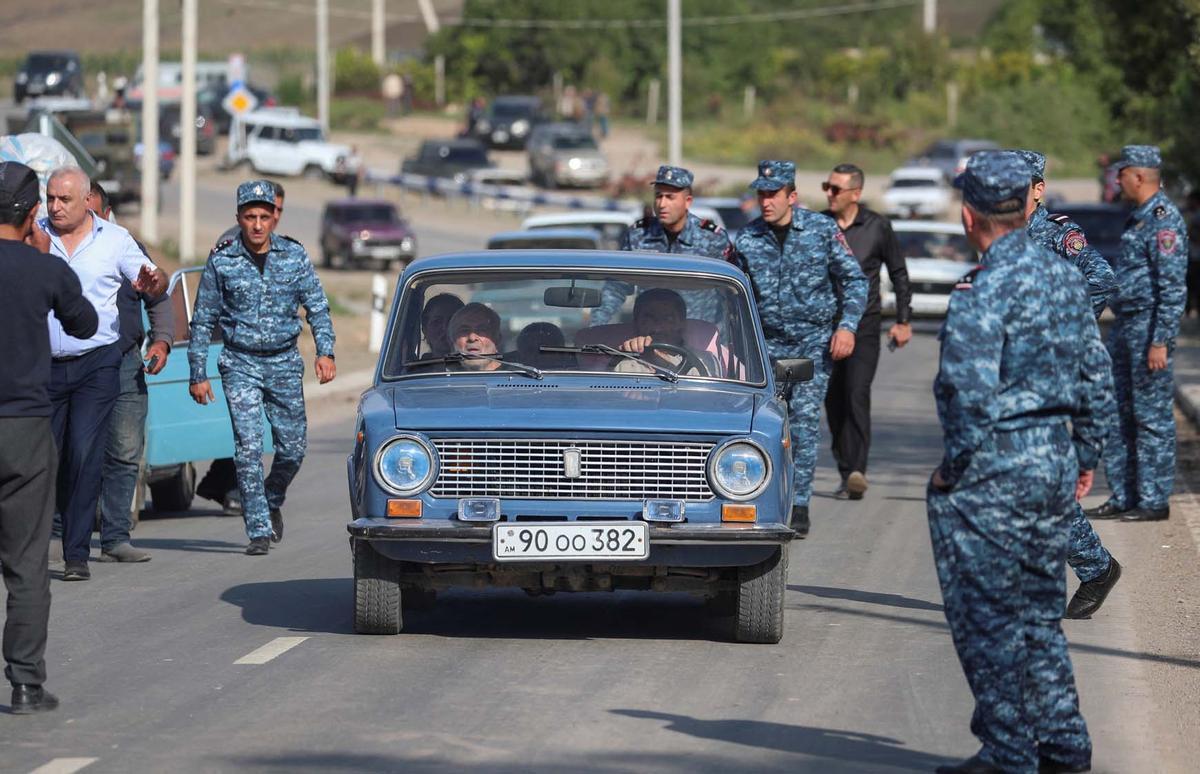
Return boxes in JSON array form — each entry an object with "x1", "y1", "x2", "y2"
[
  {"x1": 845, "y1": 471, "x2": 867, "y2": 500},
  {"x1": 245, "y1": 537, "x2": 270, "y2": 556},
  {"x1": 789, "y1": 505, "x2": 809, "y2": 538},
  {"x1": 1038, "y1": 755, "x2": 1091, "y2": 773},
  {"x1": 1065, "y1": 558, "x2": 1122, "y2": 619},
  {"x1": 10, "y1": 684, "x2": 59, "y2": 715},
  {"x1": 1120, "y1": 507, "x2": 1168, "y2": 522},
  {"x1": 270, "y1": 509, "x2": 283, "y2": 543},
  {"x1": 936, "y1": 754, "x2": 1004, "y2": 774},
  {"x1": 62, "y1": 561, "x2": 90, "y2": 581},
  {"x1": 833, "y1": 485, "x2": 850, "y2": 501},
  {"x1": 1084, "y1": 501, "x2": 1128, "y2": 520}
]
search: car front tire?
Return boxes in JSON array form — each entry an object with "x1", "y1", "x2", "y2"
[
  {"x1": 353, "y1": 538, "x2": 403, "y2": 634},
  {"x1": 149, "y1": 462, "x2": 196, "y2": 513},
  {"x1": 733, "y1": 546, "x2": 788, "y2": 643}
]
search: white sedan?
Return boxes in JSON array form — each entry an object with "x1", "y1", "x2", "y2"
[
  {"x1": 882, "y1": 166, "x2": 954, "y2": 219},
  {"x1": 881, "y1": 220, "x2": 978, "y2": 317}
]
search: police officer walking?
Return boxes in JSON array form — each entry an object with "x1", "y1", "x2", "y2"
[
  {"x1": 1016, "y1": 149, "x2": 1122, "y2": 619},
  {"x1": 732, "y1": 161, "x2": 868, "y2": 537},
  {"x1": 1086, "y1": 145, "x2": 1187, "y2": 524},
  {"x1": 928, "y1": 151, "x2": 1113, "y2": 774},
  {"x1": 188, "y1": 181, "x2": 336, "y2": 555},
  {"x1": 591, "y1": 165, "x2": 731, "y2": 325}
]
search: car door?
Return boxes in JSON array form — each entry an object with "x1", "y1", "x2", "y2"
[{"x1": 247, "y1": 124, "x2": 293, "y2": 175}]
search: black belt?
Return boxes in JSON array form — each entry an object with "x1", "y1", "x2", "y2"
[{"x1": 224, "y1": 339, "x2": 297, "y2": 357}]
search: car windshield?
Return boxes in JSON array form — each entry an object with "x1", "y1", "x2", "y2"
[
  {"x1": 336, "y1": 205, "x2": 398, "y2": 224},
  {"x1": 442, "y1": 146, "x2": 489, "y2": 164},
  {"x1": 488, "y1": 238, "x2": 598, "y2": 249},
  {"x1": 897, "y1": 230, "x2": 975, "y2": 263},
  {"x1": 27, "y1": 54, "x2": 70, "y2": 72},
  {"x1": 891, "y1": 178, "x2": 939, "y2": 188},
  {"x1": 528, "y1": 222, "x2": 628, "y2": 249},
  {"x1": 552, "y1": 135, "x2": 597, "y2": 150},
  {"x1": 491, "y1": 102, "x2": 536, "y2": 119},
  {"x1": 282, "y1": 127, "x2": 323, "y2": 142},
  {"x1": 383, "y1": 268, "x2": 765, "y2": 384}
]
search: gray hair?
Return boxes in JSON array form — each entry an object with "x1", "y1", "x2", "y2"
[{"x1": 48, "y1": 165, "x2": 91, "y2": 192}]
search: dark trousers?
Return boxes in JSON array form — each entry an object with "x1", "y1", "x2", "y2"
[
  {"x1": 0, "y1": 417, "x2": 58, "y2": 687},
  {"x1": 49, "y1": 343, "x2": 122, "y2": 563},
  {"x1": 825, "y1": 315, "x2": 882, "y2": 479},
  {"x1": 98, "y1": 349, "x2": 147, "y2": 550}
]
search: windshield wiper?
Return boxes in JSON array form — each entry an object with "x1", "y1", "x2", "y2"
[
  {"x1": 541, "y1": 344, "x2": 679, "y2": 383},
  {"x1": 402, "y1": 352, "x2": 543, "y2": 380}
]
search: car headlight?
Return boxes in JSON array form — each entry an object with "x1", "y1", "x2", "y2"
[
  {"x1": 45, "y1": 72, "x2": 61, "y2": 87},
  {"x1": 374, "y1": 436, "x2": 438, "y2": 495},
  {"x1": 476, "y1": 120, "x2": 491, "y2": 133},
  {"x1": 400, "y1": 237, "x2": 414, "y2": 251},
  {"x1": 512, "y1": 119, "x2": 529, "y2": 135},
  {"x1": 16, "y1": 72, "x2": 27, "y2": 84},
  {"x1": 708, "y1": 440, "x2": 770, "y2": 500},
  {"x1": 568, "y1": 157, "x2": 583, "y2": 170}
]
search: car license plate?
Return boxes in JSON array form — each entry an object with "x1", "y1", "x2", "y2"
[
  {"x1": 492, "y1": 522, "x2": 648, "y2": 562},
  {"x1": 370, "y1": 246, "x2": 401, "y2": 259}
]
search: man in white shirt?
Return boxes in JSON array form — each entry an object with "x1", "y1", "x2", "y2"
[{"x1": 37, "y1": 166, "x2": 166, "y2": 581}]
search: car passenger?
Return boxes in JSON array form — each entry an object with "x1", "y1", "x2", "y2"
[
  {"x1": 447, "y1": 302, "x2": 503, "y2": 371},
  {"x1": 420, "y1": 293, "x2": 464, "y2": 357},
  {"x1": 515, "y1": 322, "x2": 573, "y2": 369}
]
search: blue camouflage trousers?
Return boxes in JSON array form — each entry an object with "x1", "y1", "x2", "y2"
[
  {"x1": 219, "y1": 348, "x2": 307, "y2": 541},
  {"x1": 1067, "y1": 503, "x2": 1110, "y2": 583},
  {"x1": 1104, "y1": 310, "x2": 1175, "y2": 510},
  {"x1": 926, "y1": 425, "x2": 1091, "y2": 773},
  {"x1": 766, "y1": 327, "x2": 834, "y2": 508}
]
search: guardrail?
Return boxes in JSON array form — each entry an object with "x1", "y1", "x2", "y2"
[{"x1": 366, "y1": 170, "x2": 639, "y2": 213}]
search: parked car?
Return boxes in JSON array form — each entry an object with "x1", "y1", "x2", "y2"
[
  {"x1": 320, "y1": 199, "x2": 417, "y2": 270},
  {"x1": 882, "y1": 166, "x2": 955, "y2": 219},
  {"x1": 1045, "y1": 202, "x2": 1130, "y2": 267},
  {"x1": 401, "y1": 138, "x2": 494, "y2": 183},
  {"x1": 881, "y1": 220, "x2": 977, "y2": 317},
  {"x1": 526, "y1": 123, "x2": 609, "y2": 189},
  {"x1": 907, "y1": 138, "x2": 999, "y2": 183},
  {"x1": 346, "y1": 251, "x2": 813, "y2": 642},
  {"x1": 159, "y1": 102, "x2": 218, "y2": 156},
  {"x1": 474, "y1": 95, "x2": 546, "y2": 149},
  {"x1": 521, "y1": 210, "x2": 637, "y2": 249},
  {"x1": 693, "y1": 197, "x2": 760, "y2": 240},
  {"x1": 230, "y1": 108, "x2": 360, "y2": 182},
  {"x1": 486, "y1": 228, "x2": 602, "y2": 250},
  {"x1": 14, "y1": 51, "x2": 83, "y2": 103},
  {"x1": 46, "y1": 108, "x2": 140, "y2": 210}
]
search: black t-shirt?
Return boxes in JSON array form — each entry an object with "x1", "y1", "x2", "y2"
[
  {"x1": 770, "y1": 223, "x2": 790, "y2": 248},
  {"x1": 821, "y1": 205, "x2": 912, "y2": 324},
  {"x1": 241, "y1": 235, "x2": 268, "y2": 275},
  {"x1": 0, "y1": 239, "x2": 99, "y2": 417}
]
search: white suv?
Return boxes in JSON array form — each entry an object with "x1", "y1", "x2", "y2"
[{"x1": 231, "y1": 108, "x2": 359, "y2": 181}]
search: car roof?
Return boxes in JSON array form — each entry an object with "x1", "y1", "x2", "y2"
[
  {"x1": 404, "y1": 250, "x2": 753, "y2": 280},
  {"x1": 242, "y1": 108, "x2": 319, "y2": 128},
  {"x1": 890, "y1": 166, "x2": 948, "y2": 180},
  {"x1": 521, "y1": 210, "x2": 638, "y2": 229},
  {"x1": 324, "y1": 198, "x2": 396, "y2": 209},
  {"x1": 488, "y1": 228, "x2": 602, "y2": 242},
  {"x1": 890, "y1": 219, "x2": 965, "y2": 234}
]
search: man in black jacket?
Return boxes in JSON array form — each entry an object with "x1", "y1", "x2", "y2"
[
  {"x1": 822, "y1": 163, "x2": 913, "y2": 500},
  {"x1": 0, "y1": 161, "x2": 98, "y2": 714}
]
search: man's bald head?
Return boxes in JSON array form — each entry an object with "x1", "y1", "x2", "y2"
[{"x1": 47, "y1": 166, "x2": 93, "y2": 233}]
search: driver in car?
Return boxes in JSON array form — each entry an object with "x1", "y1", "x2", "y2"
[{"x1": 615, "y1": 288, "x2": 703, "y2": 375}]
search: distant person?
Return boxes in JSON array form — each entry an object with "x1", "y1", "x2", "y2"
[
  {"x1": 420, "y1": 293, "x2": 465, "y2": 357},
  {"x1": 0, "y1": 161, "x2": 98, "y2": 714},
  {"x1": 594, "y1": 92, "x2": 610, "y2": 139},
  {"x1": 382, "y1": 72, "x2": 403, "y2": 117},
  {"x1": 465, "y1": 97, "x2": 486, "y2": 137}
]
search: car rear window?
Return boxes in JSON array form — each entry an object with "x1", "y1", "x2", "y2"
[
  {"x1": 335, "y1": 205, "x2": 398, "y2": 223},
  {"x1": 896, "y1": 230, "x2": 975, "y2": 263}
]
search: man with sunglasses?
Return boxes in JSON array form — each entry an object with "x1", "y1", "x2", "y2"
[{"x1": 821, "y1": 163, "x2": 912, "y2": 502}]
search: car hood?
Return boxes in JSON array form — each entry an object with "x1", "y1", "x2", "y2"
[
  {"x1": 388, "y1": 381, "x2": 755, "y2": 434},
  {"x1": 906, "y1": 257, "x2": 973, "y2": 281},
  {"x1": 551, "y1": 149, "x2": 605, "y2": 162}
]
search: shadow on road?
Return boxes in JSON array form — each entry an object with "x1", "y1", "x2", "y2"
[
  {"x1": 789, "y1": 584, "x2": 943, "y2": 612},
  {"x1": 221, "y1": 577, "x2": 354, "y2": 634},
  {"x1": 125, "y1": 537, "x2": 246, "y2": 554},
  {"x1": 609, "y1": 709, "x2": 951, "y2": 772}
]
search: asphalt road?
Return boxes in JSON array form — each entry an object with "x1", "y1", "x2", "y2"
[{"x1": 1, "y1": 324, "x2": 1170, "y2": 773}]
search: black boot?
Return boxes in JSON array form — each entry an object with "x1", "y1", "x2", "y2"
[
  {"x1": 936, "y1": 754, "x2": 1004, "y2": 774},
  {"x1": 1083, "y1": 501, "x2": 1128, "y2": 520},
  {"x1": 1065, "y1": 558, "x2": 1121, "y2": 619},
  {"x1": 10, "y1": 684, "x2": 59, "y2": 715},
  {"x1": 1120, "y1": 507, "x2": 1168, "y2": 522},
  {"x1": 789, "y1": 505, "x2": 809, "y2": 538},
  {"x1": 1038, "y1": 755, "x2": 1091, "y2": 773}
]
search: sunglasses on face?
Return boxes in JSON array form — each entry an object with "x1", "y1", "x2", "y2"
[{"x1": 821, "y1": 182, "x2": 860, "y2": 196}]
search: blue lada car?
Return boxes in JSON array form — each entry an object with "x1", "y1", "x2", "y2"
[{"x1": 346, "y1": 251, "x2": 812, "y2": 643}]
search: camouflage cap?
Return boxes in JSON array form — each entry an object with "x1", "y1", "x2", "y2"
[
  {"x1": 953, "y1": 150, "x2": 1030, "y2": 216},
  {"x1": 236, "y1": 179, "x2": 277, "y2": 209},
  {"x1": 653, "y1": 165, "x2": 694, "y2": 189},
  {"x1": 1013, "y1": 149, "x2": 1046, "y2": 181},
  {"x1": 1114, "y1": 144, "x2": 1162, "y2": 171},
  {"x1": 749, "y1": 160, "x2": 795, "y2": 191}
]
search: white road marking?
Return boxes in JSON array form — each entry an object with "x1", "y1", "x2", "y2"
[
  {"x1": 234, "y1": 636, "x2": 309, "y2": 665},
  {"x1": 29, "y1": 759, "x2": 98, "y2": 774}
]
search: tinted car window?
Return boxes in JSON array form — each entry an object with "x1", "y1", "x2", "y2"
[
  {"x1": 1052, "y1": 207, "x2": 1126, "y2": 246},
  {"x1": 336, "y1": 205, "x2": 399, "y2": 223},
  {"x1": 443, "y1": 146, "x2": 489, "y2": 165},
  {"x1": 896, "y1": 231, "x2": 975, "y2": 263},
  {"x1": 551, "y1": 135, "x2": 598, "y2": 150},
  {"x1": 891, "y1": 178, "x2": 939, "y2": 188},
  {"x1": 27, "y1": 54, "x2": 72, "y2": 72},
  {"x1": 491, "y1": 102, "x2": 537, "y2": 119}
]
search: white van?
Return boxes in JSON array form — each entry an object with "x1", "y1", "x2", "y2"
[
  {"x1": 229, "y1": 108, "x2": 360, "y2": 181},
  {"x1": 130, "y1": 61, "x2": 230, "y2": 103}
]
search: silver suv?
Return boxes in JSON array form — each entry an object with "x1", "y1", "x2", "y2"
[{"x1": 527, "y1": 123, "x2": 609, "y2": 189}]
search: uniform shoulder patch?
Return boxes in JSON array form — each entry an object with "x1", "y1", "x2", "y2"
[
  {"x1": 699, "y1": 218, "x2": 721, "y2": 233},
  {"x1": 1154, "y1": 205, "x2": 1167, "y2": 220},
  {"x1": 280, "y1": 233, "x2": 303, "y2": 246},
  {"x1": 1062, "y1": 229, "x2": 1087, "y2": 256},
  {"x1": 1047, "y1": 213, "x2": 1071, "y2": 225},
  {"x1": 1157, "y1": 229, "x2": 1180, "y2": 254},
  {"x1": 211, "y1": 238, "x2": 235, "y2": 255},
  {"x1": 955, "y1": 265, "x2": 984, "y2": 290}
]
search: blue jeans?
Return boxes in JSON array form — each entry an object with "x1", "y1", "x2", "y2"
[{"x1": 98, "y1": 349, "x2": 147, "y2": 551}]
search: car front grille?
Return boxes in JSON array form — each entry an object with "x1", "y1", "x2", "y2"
[{"x1": 430, "y1": 438, "x2": 716, "y2": 501}]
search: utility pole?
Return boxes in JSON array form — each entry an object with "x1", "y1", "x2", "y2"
[
  {"x1": 140, "y1": 0, "x2": 159, "y2": 243},
  {"x1": 417, "y1": 0, "x2": 440, "y2": 33},
  {"x1": 180, "y1": 0, "x2": 197, "y2": 262},
  {"x1": 923, "y1": 0, "x2": 937, "y2": 34},
  {"x1": 371, "y1": 0, "x2": 385, "y2": 67},
  {"x1": 667, "y1": 0, "x2": 681, "y2": 165},
  {"x1": 317, "y1": 0, "x2": 330, "y2": 132}
]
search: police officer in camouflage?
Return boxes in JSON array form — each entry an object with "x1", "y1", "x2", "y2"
[
  {"x1": 188, "y1": 180, "x2": 336, "y2": 555},
  {"x1": 929, "y1": 152, "x2": 1113, "y2": 774},
  {"x1": 591, "y1": 165, "x2": 732, "y2": 325},
  {"x1": 1086, "y1": 145, "x2": 1187, "y2": 524},
  {"x1": 1016, "y1": 149, "x2": 1122, "y2": 620},
  {"x1": 732, "y1": 160, "x2": 867, "y2": 537}
]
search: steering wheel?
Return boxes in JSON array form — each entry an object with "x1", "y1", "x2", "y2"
[{"x1": 638, "y1": 342, "x2": 710, "y2": 377}]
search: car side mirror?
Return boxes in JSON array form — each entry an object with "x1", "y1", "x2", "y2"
[
  {"x1": 544, "y1": 286, "x2": 601, "y2": 308},
  {"x1": 774, "y1": 358, "x2": 813, "y2": 385}
]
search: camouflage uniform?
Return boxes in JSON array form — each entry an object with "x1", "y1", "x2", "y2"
[
  {"x1": 732, "y1": 161, "x2": 867, "y2": 508},
  {"x1": 929, "y1": 152, "x2": 1112, "y2": 773},
  {"x1": 188, "y1": 181, "x2": 335, "y2": 541},
  {"x1": 1100, "y1": 146, "x2": 1187, "y2": 514},
  {"x1": 1018, "y1": 150, "x2": 1117, "y2": 584},
  {"x1": 593, "y1": 166, "x2": 733, "y2": 325}
]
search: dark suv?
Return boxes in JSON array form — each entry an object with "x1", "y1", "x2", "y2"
[
  {"x1": 15, "y1": 51, "x2": 84, "y2": 103},
  {"x1": 319, "y1": 199, "x2": 417, "y2": 270},
  {"x1": 400, "y1": 139, "x2": 493, "y2": 183},
  {"x1": 474, "y1": 95, "x2": 545, "y2": 149}
]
